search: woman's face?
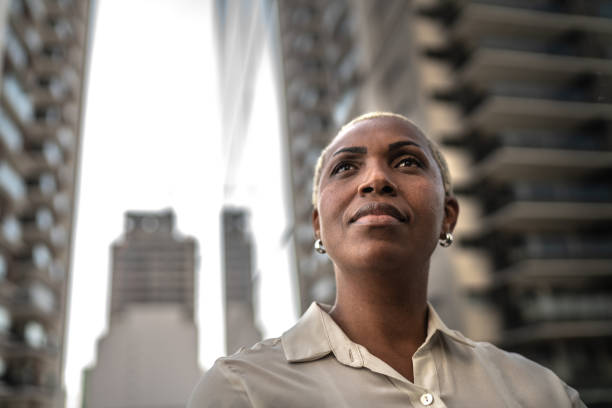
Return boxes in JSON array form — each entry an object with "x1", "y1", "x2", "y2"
[{"x1": 313, "y1": 116, "x2": 458, "y2": 272}]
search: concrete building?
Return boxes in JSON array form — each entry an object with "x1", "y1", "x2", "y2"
[
  {"x1": 273, "y1": 0, "x2": 612, "y2": 406},
  {"x1": 0, "y1": 0, "x2": 92, "y2": 406},
  {"x1": 83, "y1": 210, "x2": 201, "y2": 408},
  {"x1": 221, "y1": 208, "x2": 261, "y2": 355}
]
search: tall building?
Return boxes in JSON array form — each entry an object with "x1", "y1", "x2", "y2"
[
  {"x1": 0, "y1": 0, "x2": 93, "y2": 406},
  {"x1": 273, "y1": 0, "x2": 612, "y2": 406},
  {"x1": 415, "y1": 1, "x2": 612, "y2": 405},
  {"x1": 222, "y1": 208, "x2": 261, "y2": 354},
  {"x1": 83, "y1": 210, "x2": 201, "y2": 408}
]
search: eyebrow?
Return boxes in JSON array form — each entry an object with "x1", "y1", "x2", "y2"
[
  {"x1": 388, "y1": 141, "x2": 422, "y2": 151},
  {"x1": 331, "y1": 141, "x2": 423, "y2": 157},
  {"x1": 332, "y1": 146, "x2": 367, "y2": 157}
]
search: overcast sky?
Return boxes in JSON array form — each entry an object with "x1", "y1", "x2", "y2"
[{"x1": 64, "y1": 1, "x2": 296, "y2": 407}]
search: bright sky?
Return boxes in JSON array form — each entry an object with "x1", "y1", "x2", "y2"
[{"x1": 64, "y1": 1, "x2": 296, "y2": 407}]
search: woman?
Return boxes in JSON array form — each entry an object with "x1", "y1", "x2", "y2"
[{"x1": 189, "y1": 112, "x2": 585, "y2": 407}]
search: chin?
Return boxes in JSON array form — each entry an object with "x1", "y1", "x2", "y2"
[{"x1": 349, "y1": 239, "x2": 413, "y2": 267}]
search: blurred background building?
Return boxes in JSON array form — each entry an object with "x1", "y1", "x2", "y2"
[
  {"x1": 83, "y1": 210, "x2": 201, "y2": 408},
  {"x1": 220, "y1": 0, "x2": 612, "y2": 406},
  {"x1": 221, "y1": 208, "x2": 261, "y2": 354},
  {"x1": 0, "y1": 0, "x2": 92, "y2": 406}
]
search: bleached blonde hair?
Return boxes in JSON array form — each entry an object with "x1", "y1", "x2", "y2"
[{"x1": 311, "y1": 112, "x2": 452, "y2": 206}]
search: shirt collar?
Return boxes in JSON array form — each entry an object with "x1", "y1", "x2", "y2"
[{"x1": 281, "y1": 301, "x2": 475, "y2": 364}]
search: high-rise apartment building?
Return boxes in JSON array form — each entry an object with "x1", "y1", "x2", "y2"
[
  {"x1": 414, "y1": 1, "x2": 612, "y2": 405},
  {"x1": 0, "y1": 0, "x2": 92, "y2": 406},
  {"x1": 222, "y1": 208, "x2": 261, "y2": 354},
  {"x1": 274, "y1": 0, "x2": 612, "y2": 406},
  {"x1": 83, "y1": 210, "x2": 201, "y2": 408}
]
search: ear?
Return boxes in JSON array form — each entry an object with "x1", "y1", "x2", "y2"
[
  {"x1": 312, "y1": 208, "x2": 321, "y2": 240},
  {"x1": 442, "y1": 196, "x2": 459, "y2": 236}
]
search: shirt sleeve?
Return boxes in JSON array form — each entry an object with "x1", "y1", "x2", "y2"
[
  {"x1": 564, "y1": 382, "x2": 587, "y2": 408},
  {"x1": 188, "y1": 359, "x2": 252, "y2": 408}
]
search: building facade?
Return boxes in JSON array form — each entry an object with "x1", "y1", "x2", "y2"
[
  {"x1": 222, "y1": 208, "x2": 261, "y2": 355},
  {"x1": 274, "y1": 0, "x2": 612, "y2": 406},
  {"x1": 83, "y1": 210, "x2": 201, "y2": 408},
  {"x1": 0, "y1": 0, "x2": 92, "y2": 406}
]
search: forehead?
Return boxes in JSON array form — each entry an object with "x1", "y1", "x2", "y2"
[{"x1": 326, "y1": 116, "x2": 430, "y2": 157}]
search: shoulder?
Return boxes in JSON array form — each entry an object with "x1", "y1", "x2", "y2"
[
  {"x1": 468, "y1": 340, "x2": 585, "y2": 407},
  {"x1": 188, "y1": 337, "x2": 286, "y2": 408}
]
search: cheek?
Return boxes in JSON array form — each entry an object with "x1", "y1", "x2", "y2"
[
  {"x1": 317, "y1": 184, "x2": 348, "y2": 241},
  {"x1": 411, "y1": 180, "x2": 445, "y2": 224}
]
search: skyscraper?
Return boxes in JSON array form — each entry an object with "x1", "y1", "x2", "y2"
[
  {"x1": 222, "y1": 208, "x2": 261, "y2": 354},
  {"x1": 83, "y1": 210, "x2": 201, "y2": 408},
  {"x1": 0, "y1": 0, "x2": 93, "y2": 406}
]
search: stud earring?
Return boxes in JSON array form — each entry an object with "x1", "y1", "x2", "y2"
[
  {"x1": 314, "y1": 239, "x2": 326, "y2": 254},
  {"x1": 439, "y1": 232, "x2": 453, "y2": 248}
]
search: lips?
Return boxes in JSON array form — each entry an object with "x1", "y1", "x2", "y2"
[{"x1": 349, "y1": 202, "x2": 408, "y2": 223}]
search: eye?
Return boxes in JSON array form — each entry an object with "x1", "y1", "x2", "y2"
[
  {"x1": 395, "y1": 157, "x2": 423, "y2": 169},
  {"x1": 331, "y1": 162, "x2": 356, "y2": 175}
]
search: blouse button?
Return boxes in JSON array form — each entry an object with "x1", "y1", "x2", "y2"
[{"x1": 420, "y1": 393, "x2": 434, "y2": 406}]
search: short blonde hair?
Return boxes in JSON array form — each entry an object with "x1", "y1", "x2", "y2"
[{"x1": 311, "y1": 112, "x2": 452, "y2": 206}]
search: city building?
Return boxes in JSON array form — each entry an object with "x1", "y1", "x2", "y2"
[
  {"x1": 83, "y1": 210, "x2": 201, "y2": 408},
  {"x1": 274, "y1": 0, "x2": 612, "y2": 406},
  {"x1": 221, "y1": 208, "x2": 261, "y2": 354},
  {"x1": 0, "y1": 0, "x2": 93, "y2": 406}
]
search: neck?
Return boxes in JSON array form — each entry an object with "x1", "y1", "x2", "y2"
[{"x1": 328, "y1": 261, "x2": 429, "y2": 379}]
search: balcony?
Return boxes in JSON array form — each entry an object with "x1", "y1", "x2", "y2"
[
  {"x1": 497, "y1": 259, "x2": 612, "y2": 286},
  {"x1": 459, "y1": 48, "x2": 612, "y2": 85},
  {"x1": 472, "y1": 147, "x2": 612, "y2": 182},
  {"x1": 453, "y1": 3, "x2": 612, "y2": 44},
  {"x1": 468, "y1": 96, "x2": 612, "y2": 132},
  {"x1": 501, "y1": 320, "x2": 612, "y2": 346},
  {"x1": 483, "y1": 201, "x2": 612, "y2": 232}
]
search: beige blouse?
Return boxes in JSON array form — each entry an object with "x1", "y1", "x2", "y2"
[{"x1": 189, "y1": 302, "x2": 585, "y2": 407}]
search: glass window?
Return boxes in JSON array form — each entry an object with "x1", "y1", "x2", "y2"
[
  {"x1": 0, "y1": 107, "x2": 23, "y2": 152},
  {"x1": 36, "y1": 207, "x2": 53, "y2": 230},
  {"x1": 333, "y1": 89, "x2": 356, "y2": 127},
  {"x1": 0, "y1": 161, "x2": 26, "y2": 200},
  {"x1": 57, "y1": 126, "x2": 74, "y2": 150},
  {"x1": 29, "y1": 282, "x2": 54, "y2": 312},
  {"x1": 2, "y1": 216, "x2": 21, "y2": 243},
  {"x1": 0, "y1": 305, "x2": 11, "y2": 333},
  {"x1": 43, "y1": 141, "x2": 62, "y2": 165},
  {"x1": 39, "y1": 172, "x2": 57, "y2": 195},
  {"x1": 25, "y1": 0, "x2": 46, "y2": 20},
  {"x1": 24, "y1": 26, "x2": 42, "y2": 51},
  {"x1": 24, "y1": 321, "x2": 47, "y2": 348},
  {"x1": 3, "y1": 75, "x2": 32, "y2": 122},
  {"x1": 32, "y1": 243, "x2": 51, "y2": 269},
  {"x1": 0, "y1": 254, "x2": 5, "y2": 281},
  {"x1": 5, "y1": 26, "x2": 27, "y2": 68}
]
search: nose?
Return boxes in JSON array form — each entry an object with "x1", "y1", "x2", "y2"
[{"x1": 358, "y1": 166, "x2": 397, "y2": 196}]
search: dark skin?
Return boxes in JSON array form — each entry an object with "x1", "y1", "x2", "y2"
[{"x1": 312, "y1": 116, "x2": 459, "y2": 382}]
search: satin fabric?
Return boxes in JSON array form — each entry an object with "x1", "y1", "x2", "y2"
[{"x1": 189, "y1": 302, "x2": 585, "y2": 407}]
